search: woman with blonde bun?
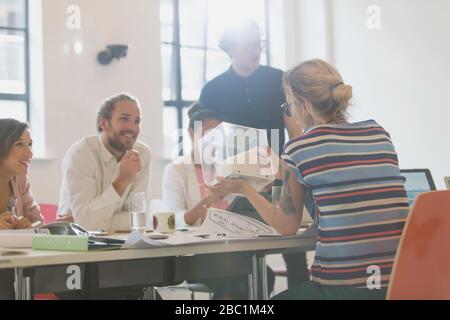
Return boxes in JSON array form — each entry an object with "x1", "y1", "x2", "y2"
[{"x1": 209, "y1": 59, "x2": 409, "y2": 300}]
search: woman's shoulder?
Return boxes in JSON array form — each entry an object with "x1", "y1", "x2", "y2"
[
  {"x1": 163, "y1": 157, "x2": 196, "y2": 190},
  {"x1": 301, "y1": 119, "x2": 384, "y2": 139},
  {"x1": 283, "y1": 119, "x2": 385, "y2": 155},
  {"x1": 165, "y1": 156, "x2": 194, "y2": 174},
  {"x1": 283, "y1": 126, "x2": 325, "y2": 153}
]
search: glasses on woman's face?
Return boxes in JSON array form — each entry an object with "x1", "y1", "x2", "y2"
[{"x1": 281, "y1": 102, "x2": 292, "y2": 117}]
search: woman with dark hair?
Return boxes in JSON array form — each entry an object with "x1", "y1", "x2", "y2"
[
  {"x1": 0, "y1": 118, "x2": 43, "y2": 229},
  {"x1": 162, "y1": 104, "x2": 274, "y2": 299},
  {"x1": 163, "y1": 103, "x2": 226, "y2": 227},
  {"x1": 0, "y1": 118, "x2": 43, "y2": 299}
]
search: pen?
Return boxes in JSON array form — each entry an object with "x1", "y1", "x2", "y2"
[
  {"x1": 194, "y1": 233, "x2": 227, "y2": 239},
  {"x1": 195, "y1": 234, "x2": 210, "y2": 239},
  {"x1": 7, "y1": 197, "x2": 20, "y2": 220}
]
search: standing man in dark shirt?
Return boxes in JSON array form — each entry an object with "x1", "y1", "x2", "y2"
[
  {"x1": 199, "y1": 20, "x2": 297, "y2": 155},
  {"x1": 199, "y1": 19, "x2": 308, "y2": 290}
]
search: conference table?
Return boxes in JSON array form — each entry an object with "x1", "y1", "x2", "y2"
[{"x1": 0, "y1": 228, "x2": 317, "y2": 300}]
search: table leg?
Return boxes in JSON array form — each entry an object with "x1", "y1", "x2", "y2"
[
  {"x1": 248, "y1": 274, "x2": 254, "y2": 300},
  {"x1": 260, "y1": 256, "x2": 268, "y2": 300},
  {"x1": 143, "y1": 287, "x2": 158, "y2": 300},
  {"x1": 250, "y1": 254, "x2": 268, "y2": 300},
  {"x1": 14, "y1": 268, "x2": 31, "y2": 300}
]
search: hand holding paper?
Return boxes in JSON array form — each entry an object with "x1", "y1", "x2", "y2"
[
  {"x1": 200, "y1": 122, "x2": 276, "y2": 192},
  {"x1": 206, "y1": 176, "x2": 250, "y2": 197}
]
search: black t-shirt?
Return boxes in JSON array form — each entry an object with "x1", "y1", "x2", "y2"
[{"x1": 199, "y1": 65, "x2": 286, "y2": 154}]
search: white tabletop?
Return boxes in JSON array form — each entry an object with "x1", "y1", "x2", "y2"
[{"x1": 0, "y1": 230, "x2": 317, "y2": 269}]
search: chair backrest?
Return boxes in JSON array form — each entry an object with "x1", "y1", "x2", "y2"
[
  {"x1": 39, "y1": 204, "x2": 58, "y2": 224},
  {"x1": 387, "y1": 190, "x2": 450, "y2": 300}
]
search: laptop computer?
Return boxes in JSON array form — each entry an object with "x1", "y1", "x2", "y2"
[
  {"x1": 445, "y1": 177, "x2": 450, "y2": 190},
  {"x1": 400, "y1": 169, "x2": 436, "y2": 205}
]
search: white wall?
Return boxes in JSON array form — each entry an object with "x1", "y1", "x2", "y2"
[
  {"x1": 28, "y1": 0, "x2": 450, "y2": 206},
  {"x1": 284, "y1": 0, "x2": 450, "y2": 188},
  {"x1": 29, "y1": 0, "x2": 165, "y2": 204},
  {"x1": 283, "y1": 0, "x2": 333, "y2": 68}
]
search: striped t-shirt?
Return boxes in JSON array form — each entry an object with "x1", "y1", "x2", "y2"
[{"x1": 282, "y1": 120, "x2": 409, "y2": 288}]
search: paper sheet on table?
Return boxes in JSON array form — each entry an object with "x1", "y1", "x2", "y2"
[
  {"x1": 0, "y1": 229, "x2": 49, "y2": 234},
  {"x1": 159, "y1": 210, "x2": 279, "y2": 245},
  {"x1": 121, "y1": 230, "x2": 167, "y2": 249},
  {"x1": 0, "y1": 231, "x2": 35, "y2": 248},
  {"x1": 193, "y1": 208, "x2": 278, "y2": 238},
  {"x1": 0, "y1": 228, "x2": 51, "y2": 249},
  {"x1": 122, "y1": 210, "x2": 280, "y2": 247}
]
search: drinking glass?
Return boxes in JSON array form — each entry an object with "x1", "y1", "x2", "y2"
[
  {"x1": 272, "y1": 186, "x2": 282, "y2": 209},
  {"x1": 129, "y1": 192, "x2": 147, "y2": 233}
]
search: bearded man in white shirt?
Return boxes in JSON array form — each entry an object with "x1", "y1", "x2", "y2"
[{"x1": 58, "y1": 93, "x2": 151, "y2": 233}]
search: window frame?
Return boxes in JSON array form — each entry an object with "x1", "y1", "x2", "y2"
[{"x1": 0, "y1": 0, "x2": 30, "y2": 121}]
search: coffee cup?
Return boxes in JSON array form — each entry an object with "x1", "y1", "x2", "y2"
[{"x1": 153, "y1": 212, "x2": 175, "y2": 233}]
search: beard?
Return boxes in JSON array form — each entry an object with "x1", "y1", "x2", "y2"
[{"x1": 107, "y1": 130, "x2": 134, "y2": 154}]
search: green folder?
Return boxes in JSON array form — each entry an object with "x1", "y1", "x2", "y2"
[{"x1": 32, "y1": 234, "x2": 89, "y2": 252}]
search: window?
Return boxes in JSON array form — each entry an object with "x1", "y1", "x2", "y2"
[
  {"x1": 160, "y1": 0, "x2": 271, "y2": 157},
  {"x1": 0, "y1": 0, "x2": 29, "y2": 122}
]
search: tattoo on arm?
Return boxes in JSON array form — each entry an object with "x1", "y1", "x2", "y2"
[{"x1": 281, "y1": 168, "x2": 298, "y2": 215}]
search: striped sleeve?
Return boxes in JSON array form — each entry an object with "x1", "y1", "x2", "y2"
[{"x1": 281, "y1": 147, "x2": 309, "y2": 187}]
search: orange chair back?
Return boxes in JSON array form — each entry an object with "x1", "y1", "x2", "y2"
[{"x1": 387, "y1": 190, "x2": 450, "y2": 300}]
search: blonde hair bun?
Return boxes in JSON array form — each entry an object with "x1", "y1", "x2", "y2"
[
  {"x1": 284, "y1": 59, "x2": 352, "y2": 123},
  {"x1": 332, "y1": 83, "x2": 353, "y2": 111}
]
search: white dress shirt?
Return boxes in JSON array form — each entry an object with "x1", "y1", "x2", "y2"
[
  {"x1": 162, "y1": 155, "x2": 203, "y2": 228},
  {"x1": 58, "y1": 135, "x2": 151, "y2": 232}
]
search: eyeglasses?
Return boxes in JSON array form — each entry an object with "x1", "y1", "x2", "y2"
[
  {"x1": 234, "y1": 40, "x2": 267, "y2": 52},
  {"x1": 281, "y1": 102, "x2": 292, "y2": 117}
]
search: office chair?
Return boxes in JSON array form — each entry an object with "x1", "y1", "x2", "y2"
[
  {"x1": 39, "y1": 204, "x2": 58, "y2": 224},
  {"x1": 387, "y1": 190, "x2": 450, "y2": 299}
]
